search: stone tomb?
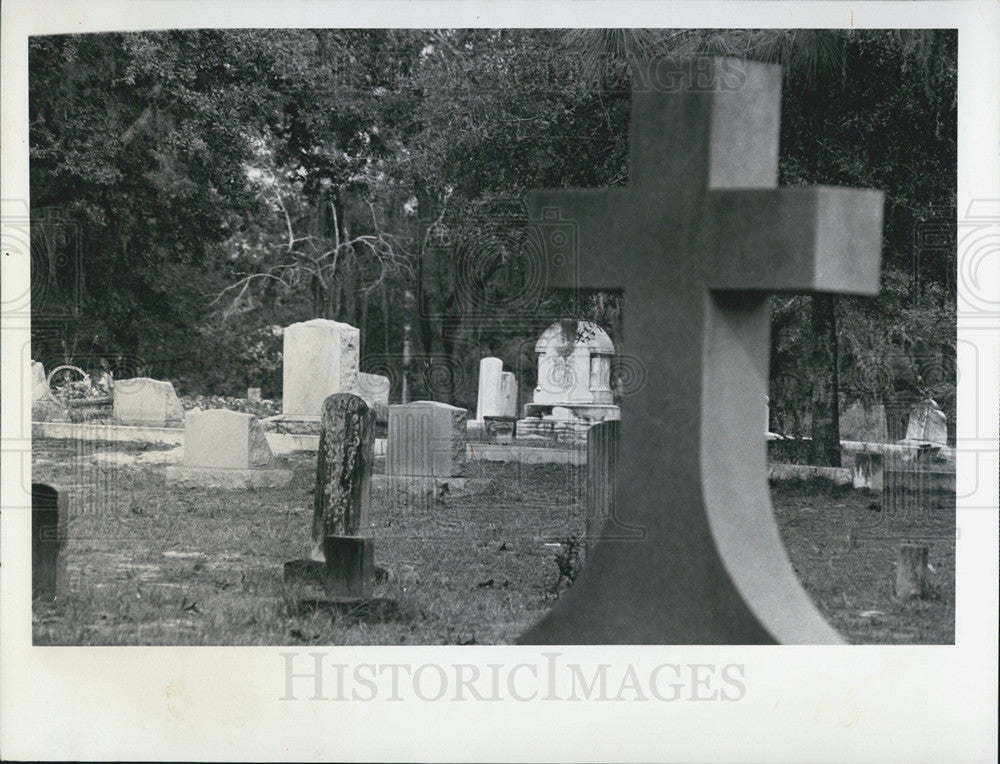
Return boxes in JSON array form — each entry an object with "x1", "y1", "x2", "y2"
[
  {"x1": 516, "y1": 320, "x2": 620, "y2": 443},
  {"x1": 113, "y1": 377, "x2": 185, "y2": 427},
  {"x1": 516, "y1": 56, "x2": 883, "y2": 645},
  {"x1": 166, "y1": 409, "x2": 293, "y2": 488}
]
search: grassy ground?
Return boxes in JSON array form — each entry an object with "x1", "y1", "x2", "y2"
[{"x1": 31, "y1": 438, "x2": 954, "y2": 645}]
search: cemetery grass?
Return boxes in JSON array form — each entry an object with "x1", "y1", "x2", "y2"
[{"x1": 32, "y1": 440, "x2": 954, "y2": 645}]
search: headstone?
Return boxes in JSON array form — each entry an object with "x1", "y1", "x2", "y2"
[
  {"x1": 31, "y1": 360, "x2": 49, "y2": 402},
  {"x1": 387, "y1": 401, "x2": 467, "y2": 477},
  {"x1": 475, "y1": 357, "x2": 518, "y2": 419},
  {"x1": 851, "y1": 451, "x2": 884, "y2": 491},
  {"x1": 903, "y1": 399, "x2": 947, "y2": 446},
  {"x1": 282, "y1": 319, "x2": 359, "y2": 417},
  {"x1": 285, "y1": 394, "x2": 377, "y2": 599},
  {"x1": 247, "y1": 387, "x2": 262, "y2": 403},
  {"x1": 165, "y1": 409, "x2": 293, "y2": 487},
  {"x1": 586, "y1": 420, "x2": 619, "y2": 560},
  {"x1": 517, "y1": 56, "x2": 883, "y2": 645},
  {"x1": 113, "y1": 377, "x2": 184, "y2": 426},
  {"x1": 32, "y1": 483, "x2": 67, "y2": 601},
  {"x1": 840, "y1": 400, "x2": 889, "y2": 443},
  {"x1": 895, "y1": 544, "x2": 929, "y2": 598}
]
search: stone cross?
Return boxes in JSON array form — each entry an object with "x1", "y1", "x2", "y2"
[{"x1": 519, "y1": 57, "x2": 883, "y2": 644}]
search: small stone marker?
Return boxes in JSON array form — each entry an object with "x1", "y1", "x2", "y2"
[
  {"x1": 166, "y1": 409, "x2": 292, "y2": 487},
  {"x1": 518, "y1": 56, "x2": 883, "y2": 645},
  {"x1": 387, "y1": 401, "x2": 467, "y2": 477},
  {"x1": 32, "y1": 483, "x2": 67, "y2": 601},
  {"x1": 282, "y1": 319, "x2": 360, "y2": 417},
  {"x1": 247, "y1": 387, "x2": 262, "y2": 403},
  {"x1": 895, "y1": 544, "x2": 929, "y2": 598},
  {"x1": 113, "y1": 377, "x2": 185, "y2": 426},
  {"x1": 903, "y1": 399, "x2": 947, "y2": 446},
  {"x1": 285, "y1": 393, "x2": 378, "y2": 599},
  {"x1": 840, "y1": 400, "x2": 888, "y2": 443}
]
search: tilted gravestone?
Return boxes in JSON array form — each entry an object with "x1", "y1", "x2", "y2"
[
  {"x1": 32, "y1": 483, "x2": 67, "y2": 601},
  {"x1": 387, "y1": 401, "x2": 467, "y2": 478},
  {"x1": 518, "y1": 57, "x2": 883, "y2": 644},
  {"x1": 903, "y1": 399, "x2": 947, "y2": 446},
  {"x1": 165, "y1": 409, "x2": 293, "y2": 488},
  {"x1": 285, "y1": 394, "x2": 377, "y2": 598},
  {"x1": 113, "y1": 377, "x2": 185, "y2": 426}
]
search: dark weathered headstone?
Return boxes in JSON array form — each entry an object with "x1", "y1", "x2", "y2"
[
  {"x1": 518, "y1": 56, "x2": 883, "y2": 645},
  {"x1": 311, "y1": 393, "x2": 376, "y2": 550},
  {"x1": 285, "y1": 393, "x2": 377, "y2": 599},
  {"x1": 585, "y1": 420, "x2": 619, "y2": 560},
  {"x1": 32, "y1": 483, "x2": 67, "y2": 601},
  {"x1": 895, "y1": 544, "x2": 929, "y2": 598}
]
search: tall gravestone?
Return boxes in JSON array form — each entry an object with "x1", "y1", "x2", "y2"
[
  {"x1": 32, "y1": 483, "x2": 67, "y2": 602},
  {"x1": 285, "y1": 394, "x2": 377, "y2": 598},
  {"x1": 282, "y1": 319, "x2": 360, "y2": 417},
  {"x1": 518, "y1": 56, "x2": 883, "y2": 645},
  {"x1": 475, "y1": 357, "x2": 518, "y2": 420}
]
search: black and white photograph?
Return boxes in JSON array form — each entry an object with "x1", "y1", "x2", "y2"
[{"x1": 2, "y1": 2, "x2": 997, "y2": 761}]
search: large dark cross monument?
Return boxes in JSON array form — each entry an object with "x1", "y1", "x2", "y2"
[{"x1": 519, "y1": 57, "x2": 883, "y2": 644}]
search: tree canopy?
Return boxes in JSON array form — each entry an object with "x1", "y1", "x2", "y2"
[{"x1": 30, "y1": 29, "x2": 956, "y2": 433}]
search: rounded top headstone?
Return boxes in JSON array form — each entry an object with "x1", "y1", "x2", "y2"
[{"x1": 535, "y1": 320, "x2": 614, "y2": 355}]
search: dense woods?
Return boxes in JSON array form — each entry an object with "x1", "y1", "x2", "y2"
[{"x1": 29, "y1": 29, "x2": 956, "y2": 440}]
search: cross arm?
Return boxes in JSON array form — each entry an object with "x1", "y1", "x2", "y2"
[{"x1": 705, "y1": 186, "x2": 884, "y2": 295}]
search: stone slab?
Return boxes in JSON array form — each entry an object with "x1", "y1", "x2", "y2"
[
  {"x1": 164, "y1": 465, "x2": 293, "y2": 488},
  {"x1": 767, "y1": 463, "x2": 852, "y2": 485},
  {"x1": 371, "y1": 474, "x2": 490, "y2": 498},
  {"x1": 466, "y1": 443, "x2": 586, "y2": 465}
]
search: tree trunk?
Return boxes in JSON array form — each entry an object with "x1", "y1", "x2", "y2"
[{"x1": 809, "y1": 294, "x2": 841, "y2": 467}]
